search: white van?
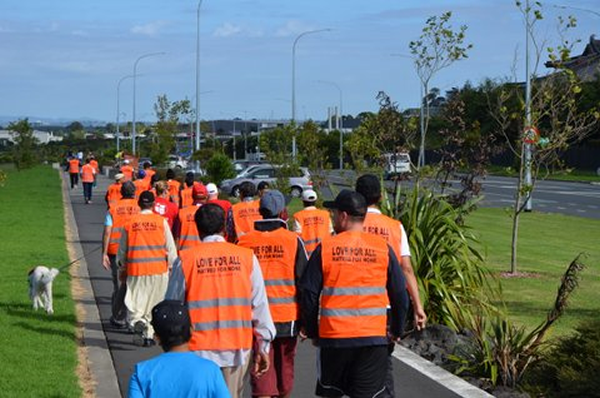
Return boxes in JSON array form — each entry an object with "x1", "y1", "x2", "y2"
[{"x1": 383, "y1": 152, "x2": 411, "y2": 179}]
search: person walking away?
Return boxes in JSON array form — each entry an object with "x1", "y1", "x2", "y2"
[
  {"x1": 166, "y1": 169, "x2": 181, "y2": 206},
  {"x1": 133, "y1": 170, "x2": 149, "y2": 199},
  {"x1": 121, "y1": 159, "x2": 134, "y2": 181},
  {"x1": 231, "y1": 181, "x2": 261, "y2": 241},
  {"x1": 105, "y1": 173, "x2": 126, "y2": 209},
  {"x1": 129, "y1": 300, "x2": 231, "y2": 398},
  {"x1": 206, "y1": 183, "x2": 234, "y2": 239},
  {"x1": 117, "y1": 191, "x2": 178, "y2": 347},
  {"x1": 356, "y1": 174, "x2": 427, "y2": 397},
  {"x1": 256, "y1": 181, "x2": 270, "y2": 198},
  {"x1": 180, "y1": 172, "x2": 205, "y2": 208},
  {"x1": 292, "y1": 189, "x2": 333, "y2": 258},
  {"x1": 68, "y1": 156, "x2": 80, "y2": 189},
  {"x1": 152, "y1": 181, "x2": 179, "y2": 234},
  {"x1": 141, "y1": 162, "x2": 155, "y2": 186},
  {"x1": 175, "y1": 183, "x2": 208, "y2": 251},
  {"x1": 299, "y1": 189, "x2": 409, "y2": 398},
  {"x1": 237, "y1": 190, "x2": 308, "y2": 398},
  {"x1": 165, "y1": 204, "x2": 275, "y2": 398},
  {"x1": 102, "y1": 181, "x2": 139, "y2": 328},
  {"x1": 81, "y1": 158, "x2": 96, "y2": 204}
]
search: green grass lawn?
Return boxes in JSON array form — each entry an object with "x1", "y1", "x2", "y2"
[
  {"x1": 468, "y1": 207, "x2": 600, "y2": 337},
  {"x1": 0, "y1": 165, "x2": 81, "y2": 397}
]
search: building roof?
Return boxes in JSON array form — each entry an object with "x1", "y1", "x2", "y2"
[{"x1": 545, "y1": 35, "x2": 600, "y2": 82}]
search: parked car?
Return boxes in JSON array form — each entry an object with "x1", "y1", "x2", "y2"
[
  {"x1": 167, "y1": 154, "x2": 188, "y2": 169},
  {"x1": 383, "y1": 152, "x2": 411, "y2": 179},
  {"x1": 220, "y1": 165, "x2": 312, "y2": 197},
  {"x1": 233, "y1": 160, "x2": 265, "y2": 174}
]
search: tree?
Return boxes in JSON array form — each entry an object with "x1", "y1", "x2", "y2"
[
  {"x1": 493, "y1": 2, "x2": 599, "y2": 273},
  {"x1": 8, "y1": 118, "x2": 38, "y2": 169},
  {"x1": 409, "y1": 11, "x2": 472, "y2": 168}
]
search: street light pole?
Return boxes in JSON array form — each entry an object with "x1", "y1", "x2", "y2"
[
  {"x1": 132, "y1": 51, "x2": 165, "y2": 156},
  {"x1": 195, "y1": 0, "x2": 203, "y2": 158},
  {"x1": 116, "y1": 75, "x2": 134, "y2": 152},
  {"x1": 291, "y1": 28, "x2": 331, "y2": 160},
  {"x1": 317, "y1": 80, "x2": 343, "y2": 169},
  {"x1": 524, "y1": 0, "x2": 533, "y2": 211}
]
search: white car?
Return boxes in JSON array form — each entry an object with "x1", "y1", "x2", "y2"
[
  {"x1": 384, "y1": 152, "x2": 411, "y2": 179},
  {"x1": 167, "y1": 155, "x2": 188, "y2": 169}
]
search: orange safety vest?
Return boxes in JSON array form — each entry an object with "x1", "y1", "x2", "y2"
[
  {"x1": 124, "y1": 213, "x2": 168, "y2": 276},
  {"x1": 293, "y1": 208, "x2": 331, "y2": 257},
  {"x1": 179, "y1": 242, "x2": 254, "y2": 351},
  {"x1": 177, "y1": 205, "x2": 202, "y2": 251},
  {"x1": 121, "y1": 165, "x2": 134, "y2": 180},
  {"x1": 363, "y1": 212, "x2": 402, "y2": 260},
  {"x1": 319, "y1": 231, "x2": 390, "y2": 339},
  {"x1": 232, "y1": 200, "x2": 261, "y2": 237},
  {"x1": 106, "y1": 183, "x2": 122, "y2": 209},
  {"x1": 108, "y1": 199, "x2": 140, "y2": 255},
  {"x1": 167, "y1": 179, "x2": 181, "y2": 205},
  {"x1": 238, "y1": 228, "x2": 299, "y2": 323},
  {"x1": 81, "y1": 164, "x2": 95, "y2": 183},
  {"x1": 133, "y1": 179, "x2": 149, "y2": 199},
  {"x1": 90, "y1": 159, "x2": 99, "y2": 173},
  {"x1": 68, "y1": 159, "x2": 80, "y2": 173}
]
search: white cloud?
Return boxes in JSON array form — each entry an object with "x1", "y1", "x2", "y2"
[
  {"x1": 131, "y1": 21, "x2": 168, "y2": 37},
  {"x1": 274, "y1": 20, "x2": 316, "y2": 37},
  {"x1": 213, "y1": 22, "x2": 243, "y2": 38}
]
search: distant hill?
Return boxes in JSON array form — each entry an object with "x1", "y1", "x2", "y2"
[{"x1": 0, "y1": 115, "x2": 108, "y2": 127}]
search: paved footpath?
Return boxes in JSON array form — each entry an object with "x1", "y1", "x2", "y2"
[{"x1": 69, "y1": 172, "x2": 469, "y2": 398}]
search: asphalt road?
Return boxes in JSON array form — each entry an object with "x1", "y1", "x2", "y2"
[
  {"x1": 322, "y1": 171, "x2": 600, "y2": 219},
  {"x1": 70, "y1": 173, "x2": 448, "y2": 397}
]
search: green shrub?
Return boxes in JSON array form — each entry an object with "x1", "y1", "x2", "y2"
[
  {"x1": 525, "y1": 318, "x2": 600, "y2": 397},
  {"x1": 205, "y1": 153, "x2": 235, "y2": 185}
]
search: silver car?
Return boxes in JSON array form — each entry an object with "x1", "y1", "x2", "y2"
[{"x1": 220, "y1": 165, "x2": 312, "y2": 197}]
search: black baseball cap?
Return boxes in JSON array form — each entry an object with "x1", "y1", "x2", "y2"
[
  {"x1": 138, "y1": 191, "x2": 155, "y2": 206},
  {"x1": 323, "y1": 189, "x2": 367, "y2": 217},
  {"x1": 151, "y1": 300, "x2": 191, "y2": 337}
]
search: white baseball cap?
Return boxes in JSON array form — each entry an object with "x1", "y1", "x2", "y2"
[
  {"x1": 123, "y1": 159, "x2": 130, "y2": 164},
  {"x1": 301, "y1": 189, "x2": 317, "y2": 202},
  {"x1": 206, "y1": 183, "x2": 218, "y2": 195}
]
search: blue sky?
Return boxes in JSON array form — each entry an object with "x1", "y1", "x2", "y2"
[{"x1": 0, "y1": 0, "x2": 598, "y2": 123}]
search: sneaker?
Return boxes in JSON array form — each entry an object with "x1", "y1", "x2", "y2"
[
  {"x1": 110, "y1": 317, "x2": 127, "y2": 329},
  {"x1": 132, "y1": 321, "x2": 147, "y2": 347}
]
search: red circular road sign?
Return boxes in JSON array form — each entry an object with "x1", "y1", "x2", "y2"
[{"x1": 523, "y1": 126, "x2": 540, "y2": 144}]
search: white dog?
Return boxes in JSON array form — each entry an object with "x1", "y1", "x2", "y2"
[{"x1": 28, "y1": 266, "x2": 60, "y2": 315}]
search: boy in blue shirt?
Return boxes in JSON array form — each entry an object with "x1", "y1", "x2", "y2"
[{"x1": 129, "y1": 300, "x2": 231, "y2": 398}]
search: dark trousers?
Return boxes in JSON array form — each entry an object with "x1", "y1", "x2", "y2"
[
  {"x1": 82, "y1": 182, "x2": 93, "y2": 201},
  {"x1": 108, "y1": 255, "x2": 127, "y2": 322},
  {"x1": 69, "y1": 173, "x2": 79, "y2": 188}
]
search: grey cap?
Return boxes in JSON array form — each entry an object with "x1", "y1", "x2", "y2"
[{"x1": 259, "y1": 190, "x2": 286, "y2": 216}]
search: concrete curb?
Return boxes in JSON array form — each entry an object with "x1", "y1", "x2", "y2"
[
  {"x1": 392, "y1": 345, "x2": 494, "y2": 398},
  {"x1": 60, "y1": 170, "x2": 121, "y2": 398}
]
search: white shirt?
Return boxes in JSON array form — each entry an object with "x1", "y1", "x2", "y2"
[{"x1": 367, "y1": 207, "x2": 411, "y2": 257}]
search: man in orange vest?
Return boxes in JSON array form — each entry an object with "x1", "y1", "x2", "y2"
[
  {"x1": 356, "y1": 174, "x2": 427, "y2": 397},
  {"x1": 299, "y1": 189, "x2": 409, "y2": 398},
  {"x1": 175, "y1": 183, "x2": 207, "y2": 251},
  {"x1": 238, "y1": 190, "x2": 308, "y2": 398},
  {"x1": 231, "y1": 181, "x2": 261, "y2": 241},
  {"x1": 293, "y1": 189, "x2": 333, "y2": 258},
  {"x1": 142, "y1": 161, "x2": 155, "y2": 185},
  {"x1": 180, "y1": 172, "x2": 205, "y2": 208},
  {"x1": 165, "y1": 203, "x2": 276, "y2": 398},
  {"x1": 117, "y1": 191, "x2": 178, "y2": 347},
  {"x1": 89, "y1": 156, "x2": 99, "y2": 187},
  {"x1": 105, "y1": 173, "x2": 126, "y2": 209},
  {"x1": 101, "y1": 181, "x2": 139, "y2": 328},
  {"x1": 133, "y1": 169, "x2": 149, "y2": 199},
  {"x1": 120, "y1": 159, "x2": 134, "y2": 180},
  {"x1": 67, "y1": 156, "x2": 80, "y2": 189},
  {"x1": 166, "y1": 169, "x2": 181, "y2": 206},
  {"x1": 81, "y1": 158, "x2": 96, "y2": 204},
  {"x1": 206, "y1": 182, "x2": 234, "y2": 238}
]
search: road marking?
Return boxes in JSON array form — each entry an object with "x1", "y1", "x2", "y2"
[
  {"x1": 577, "y1": 209, "x2": 587, "y2": 213},
  {"x1": 557, "y1": 206, "x2": 567, "y2": 210},
  {"x1": 589, "y1": 205, "x2": 599, "y2": 209}
]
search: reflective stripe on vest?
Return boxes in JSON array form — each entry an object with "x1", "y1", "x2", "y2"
[
  {"x1": 125, "y1": 213, "x2": 168, "y2": 276},
  {"x1": 319, "y1": 231, "x2": 389, "y2": 339},
  {"x1": 363, "y1": 212, "x2": 402, "y2": 260},
  {"x1": 293, "y1": 208, "x2": 331, "y2": 257},
  {"x1": 177, "y1": 205, "x2": 201, "y2": 250},
  {"x1": 107, "y1": 199, "x2": 140, "y2": 255},
  {"x1": 232, "y1": 200, "x2": 261, "y2": 237},
  {"x1": 180, "y1": 242, "x2": 254, "y2": 351},
  {"x1": 238, "y1": 228, "x2": 299, "y2": 323}
]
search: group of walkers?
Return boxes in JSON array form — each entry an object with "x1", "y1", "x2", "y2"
[
  {"x1": 65, "y1": 152, "x2": 99, "y2": 204},
  {"x1": 95, "y1": 160, "x2": 427, "y2": 398}
]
